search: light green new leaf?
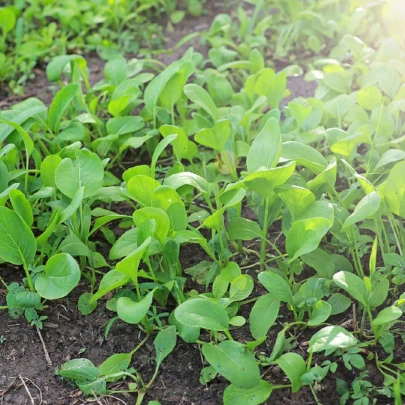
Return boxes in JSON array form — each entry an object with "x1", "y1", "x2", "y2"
[
  {"x1": 55, "y1": 149, "x2": 104, "y2": 199},
  {"x1": 98, "y1": 353, "x2": 132, "y2": 377},
  {"x1": 9, "y1": 189, "x2": 33, "y2": 227},
  {"x1": 281, "y1": 142, "x2": 327, "y2": 174},
  {"x1": 195, "y1": 119, "x2": 230, "y2": 151},
  {"x1": 117, "y1": 289, "x2": 155, "y2": 324},
  {"x1": 342, "y1": 192, "x2": 381, "y2": 230},
  {"x1": 48, "y1": 84, "x2": 79, "y2": 133},
  {"x1": 372, "y1": 306, "x2": 402, "y2": 327},
  {"x1": 247, "y1": 117, "x2": 281, "y2": 173},
  {"x1": 286, "y1": 217, "x2": 330, "y2": 262},
  {"x1": 127, "y1": 175, "x2": 160, "y2": 207},
  {"x1": 229, "y1": 274, "x2": 254, "y2": 302},
  {"x1": 40, "y1": 155, "x2": 62, "y2": 188},
  {"x1": 116, "y1": 238, "x2": 151, "y2": 284},
  {"x1": 35, "y1": 253, "x2": 81, "y2": 300},
  {"x1": 202, "y1": 341, "x2": 260, "y2": 388},
  {"x1": 184, "y1": 83, "x2": 220, "y2": 121},
  {"x1": 308, "y1": 300, "x2": 332, "y2": 326},
  {"x1": 90, "y1": 270, "x2": 130, "y2": 303},
  {"x1": 0, "y1": 207, "x2": 36, "y2": 265}
]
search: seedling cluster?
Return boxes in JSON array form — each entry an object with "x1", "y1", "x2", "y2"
[{"x1": 0, "y1": 0, "x2": 404, "y2": 404}]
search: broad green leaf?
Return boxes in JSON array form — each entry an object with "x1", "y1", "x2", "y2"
[
  {"x1": 35, "y1": 253, "x2": 81, "y2": 299},
  {"x1": 154, "y1": 326, "x2": 177, "y2": 367},
  {"x1": 164, "y1": 172, "x2": 210, "y2": 194},
  {"x1": 247, "y1": 117, "x2": 281, "y2": 173},
  {"x1": 0, "y1": 106, "x2": 46, "y2": 143},
  {"x1": 375, "y1": 150, "x2": 405, "y2": 171},
  {"x1": 259, "y1": 271, "x2": 292, "y2": 304},
  {"x1": 308, "y1": 300, "x2": 332, "y2": 326},
  {"x1": 48, "y1": 84, "x2": 79, "y2": 133},
  {"x1": 91, "y1": 270, "x2": 130, "y2": 303},
  {"x1": 151, "y1": 134, "x2": 177, "y2": 176},
  {"x1": 46, "y1": 54, "x2": 86, "y2": 82},
  {"x1": 276, "y1": 353, "x2": 306, "y2": 393},
  {"x1": 117, "y1": 289, "x2": 155, "y2": 324},
  {"x1": 249, "y1": 293, "x2": 280, "y2": 339},
  {"x1": 244, "y1": 161, "x2": 296, "y2": 202},
  {"x1": 127, "y1": 175, "x2": 160, "y2": 207},
  {"x1": 40, "y1": 155, "x2": 62, "y2": 188},
  {"x1": 286, "y1": 217, "x2": 330, "y2": 262},
  {"x1": 0, "y1": 207, "x2": 36, "y2": 265},
  {"x1": 59, "y1": 358, "x2": 99, "y2": 381},
  {"x1": 9, "y1": 189, "x2": 33, "y2": 227},
  {"x1": 276, "y1": 185, "x2": 315, "y2": 221},
  {"x1": 372, "y1": 306, "x2": 402, "y2": 327},
  {"x1": 333, "y1": 271, "x2": 368, "y2": 307},
  {"x1": 184, "y1": 83, "x2": 220, "y2": 121},
  {"x1": 0, "y1": 7, "x2": 16, "y2": 34},
  {"x1": 229, "y1": 275, "x2": 254, "y2": 302},
  {"x1": 202, "y1": 341, "x2": 260, "y2": 388},
  {"x1": 357, "y1": 86, "x2": 383, "y2": 111},
  {"x1": 175, "y1": 298, "x2": 229, "y2": 331},
  {"x1": 328, "y1": 293, "x2": 352, "y2": 315},
  {"x1": 116, "y1": 238, "x2": 151, "y2": 284},
  {"x1": 223, "y1": 380, "x2": 273, "y2": 405},
  {"x1": 195, "y1": 119, "x2": 230, "y2": 151},
  {"x1": 228, "y1": 217, "x2": 263, "y2": 241},
  {"x1": 106, "y1": 116, "x2": 144, "y2": 135},
  {"x1": 281, "y1": 142, "x2": 327, "y2": 174},
  {"x1": 151, "y1": 186, "x2": 188, "y2": 231},
  {"x1": 59, "y1": 233, "x2": 92, "y2": 258},
  {"x1": 55, "y1": 149, "x2": 104, "y2": 199},
  {"x1": 133, "y1": 207, "x2": 170, "y2": 245},
  {"x1": 104, "y1": 55, "x2": 127, "y2": 86},
  {"x1": 342, "y1": 192, "x2": 381, "y2": 230},
  {"x1": 78, "y1": 293, "x2": 97, "y2": 316},
  {"x1": 309, "y1": 326, "x2": 357, "y2": 353},
  {"x1": 99, "y1": 353, "x2": 132, "y2": 376}
]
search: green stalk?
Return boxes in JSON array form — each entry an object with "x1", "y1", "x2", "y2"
[
  {"x1": 0, "y1": 306, "x2": 7, "y2": 310},
  {"x1": 23, "y1": 261, "x2": 35, "y2": 292},
  {"x1": 260, "y1": 199, "x2": 270, "y2": 271}
]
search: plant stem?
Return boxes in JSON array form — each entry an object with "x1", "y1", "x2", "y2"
[
  {"x1": 23, "y1": 262, "x2": 35, "y2": 292},
  {"x1": 260, "y1": 200, "x2": 270, "y2": 271},
  {"x1": 0, "y1": 306, "x2": 7, "y2": 310}
]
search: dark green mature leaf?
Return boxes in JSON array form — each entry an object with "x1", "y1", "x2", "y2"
[
  {"x1": 202, "y1": 341, "x2": 260, "y2": 388},
  {"x1": 175, "y1": 298, "x2": 229, "y2": 331},
  {"x1": 276, "y1": 353, "x2": 306, "y2": 393},
  {"x1": 258, "y1": 272, "x2": 292, "y2": 304},
  {"x1": 154, "y1": 326, "x2": 177, "y2": 367},
  {"x1": 250, "y1": 293, "x2": 280, "y2": 339},
  {"x1": 59, "y1": 358, "x2": 99, "y2": 381},
  {"x1": 309, "y1": 326, "x2": 357, "y2": 353},
  {"x1": 223, "y1": 380, "x2": 273, "y2": 405}
]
